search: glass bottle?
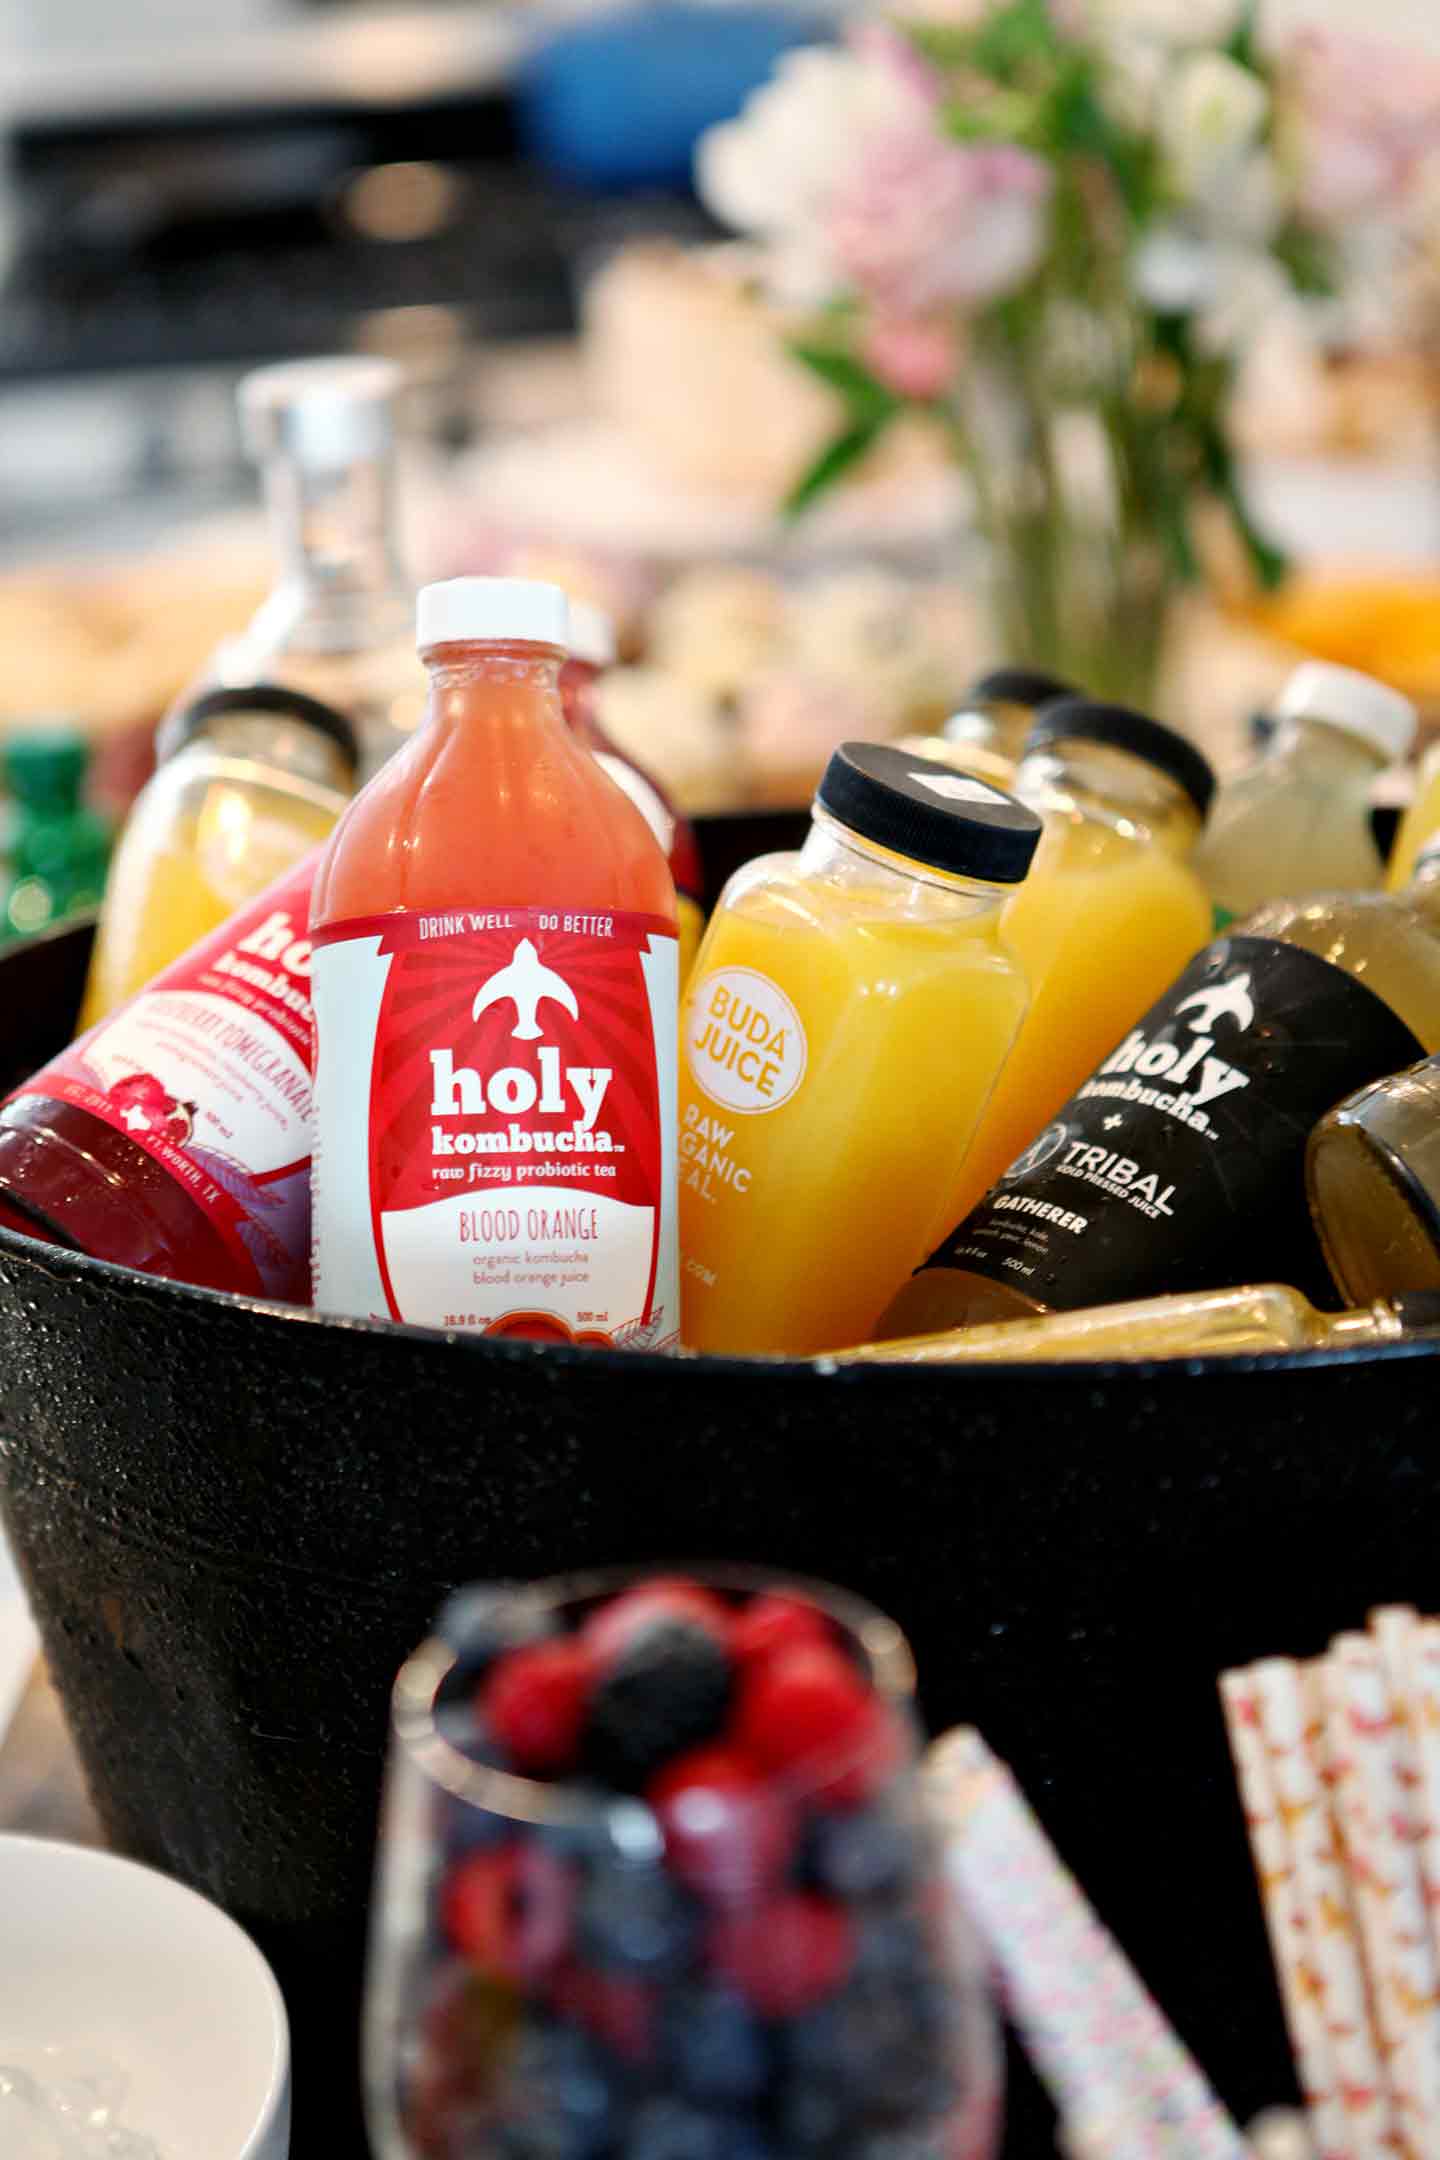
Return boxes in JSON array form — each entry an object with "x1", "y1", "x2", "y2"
[
  {"x1": 562, "y1": 598, "x2": 708, "y2": 983},
  {"x1": 1193, "y1": 662, "x2": 1415, "y2": 924},
  {"x1": 80, "y1": 683, "x2": 357, "y2": 1027},
  {"x1": 1387, "y1": 738, "x2": 1440, "y2": 892},
  {"x1": 843, "y1": 1283, "x2": 1440, "y2": 1365},
  {"x1": 1306, "y1": 1056, "x2": 1440, "y2": 1304},
  {"x1": 880, "y1": 846, "x2": 1440, "y2": 1338},
  {"x1": 212, "y1": 356, "x2": 424, "y2": 781},
  {"x1": 679, "y1": 745, "x2": 1042, "y2": 1356},
  {"x1": 896, "y1": 666, "x2": 1076, "y2": 791},
  {"x1": 943, "y1": 698, "x2": 1214, "y2": 1227},
  {"x1": 1, "y1": 727, "x2": 111, "y2": 944},
  {"x1": 309, "y1": 577, "x2": 679, "y2": 1347}
]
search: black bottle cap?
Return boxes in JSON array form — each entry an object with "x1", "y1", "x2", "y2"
[
  {"x1": 1024, "y1": 697, "x2": 1216, "y2": 820},
  {"x1": 966, "y1": 666, "x2": 1080, "y2": 711},
  {"x1": 816, "y1": 742, "x2": 1043, "y2": 887},
  {"x1": 158, "y1": 683, "x2": 362, "y2": 779}
]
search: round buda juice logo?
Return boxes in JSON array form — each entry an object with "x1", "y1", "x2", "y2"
[{"x1": 685, "y1": 966, "x2": 807, "y2": 1115}]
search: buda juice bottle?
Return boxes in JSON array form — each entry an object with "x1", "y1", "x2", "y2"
[
  {"x1": 309, "y1": 578, "x2": 680, "y2": 1346},
  {"x1": 0, "y1": 859, "x2": 318, "y2": 1301}
]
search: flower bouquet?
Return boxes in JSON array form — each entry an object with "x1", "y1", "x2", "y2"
[{"x1": 698, "y1": 4, "x2": 1440, "y2": 705}]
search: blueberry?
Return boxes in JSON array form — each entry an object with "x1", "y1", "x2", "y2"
[
  {"x1": 584, "y1": 1621, "x2": 733, "y2": 1791},
  {"x1": 624, "y1": 2098, "x2": 768, "y2": 2160},
  {"x1": 810, "y1": 1812, "x2": 920, "y2": 1902},
  {"x1": 664, "y1": 1984, "x2": 770, "y2": 2106},
  {"x1": 780, "y1": 1946, "x2": 956, "y2": 2134},
  {"x1": 493, "y1": 2021, "x2": 622, "y2": 2160},
  {"x1": 577, "y1": 1859, "x2": 699, "y2": 1976}
]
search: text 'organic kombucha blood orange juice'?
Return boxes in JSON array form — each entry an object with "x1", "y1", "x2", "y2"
[
  {"x1": 945, "y1": 700, "x2": 1215, "y2": 1225},
  {"x1": 309, "y1": 578, "x2": 681, "y2": 1347},
  {"x1": 678, "y1": 744, "x2": 1042, "y2": 1357}
]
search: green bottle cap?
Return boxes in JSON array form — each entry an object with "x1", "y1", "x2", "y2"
[{"x1": 3, "y1": 725, "x2": 90, "y2": 806}]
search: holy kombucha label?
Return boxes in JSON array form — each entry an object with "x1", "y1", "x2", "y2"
[
  {"x1": 684, "y1": 967, "x2": 808, "y2": 1115},
  {"x1": 309, "y1": 908, "x2": 679, "y2": 1347},
  {"x1": 8, "y1": 863, "x2": 317, "y2": 1300},
  {"x1": 926, "y1": 935, "x2": 1425, "y2": 1309}
]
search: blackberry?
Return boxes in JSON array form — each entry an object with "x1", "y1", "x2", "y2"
[
  {"x1": 583, "y1": 1620, "x2": 734, "y2": 1791},
  {"x1": 663, "y1": 1984, "x2": 771, "y2": 2107}
]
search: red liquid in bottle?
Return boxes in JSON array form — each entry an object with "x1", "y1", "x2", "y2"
[{"x1": 0, "y1": 859, "x2": 319, "y2": 1301}]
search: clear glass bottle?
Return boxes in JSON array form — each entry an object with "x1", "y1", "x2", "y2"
[
  {"x1": 1306, "y1": 1056, "x2": 1440, "y2": 1305},
  {"x1": 1193, "y1": 662, "x2": 1415, "y2": 923},
  {"x1": 844, "y1": 1284, "x2": 1440, "y2": 1364},
  {"x1": 80, "y1": 683, "x2": 358, "y2": 1027},
  {"x1": 212, "y1": 356, "x2": 424, "y2": 781},
  {"x1": 679, "y1": 744, "x2": 1042, "y2": 1356},
  {"x1": 1, "y1": 727, "x2": 111, "y2": 944},
  {"x1": 897, "y1": 666, "x2": 1076, "y2": 791}
]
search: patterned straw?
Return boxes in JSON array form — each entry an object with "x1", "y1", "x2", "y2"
[{"x1": 926, "y1": 1726, "x2": 1248, "y2": 2160}]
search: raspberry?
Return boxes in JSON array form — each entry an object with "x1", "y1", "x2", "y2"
[
  {"x1": 480, "y1": 1639, "x2": 593, "y2": 1776},
  {"x1": 583, "y1": 1619, "x2": 733, "y2": 1791},
  {"x1": 649, "y1": 1744, "x2": 793, "y2": 1900},
  {"x1": 735, "y1": 1646, "x2": 869, "y2": 1764},
  {"x1": 441, "y1": 1845, "x2": 573, "y2": 1982},
  {"x1": 583, "y1": 1579, "x2": 733, "y2": 1664},
  {"x1": 731, "y1": 1594, "x2": 832, "y2": 1669},
  {"x1": 710, "y1": 1893, "x2": 853, "y2": 2017}
]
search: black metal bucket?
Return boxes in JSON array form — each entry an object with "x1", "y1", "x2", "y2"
[{"x1": 4, "y1": 840, "x2": 1439, "y2": 2155}]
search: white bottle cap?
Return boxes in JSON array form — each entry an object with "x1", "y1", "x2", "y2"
[
  {"x1": 240, "y1": 356, "x2": 401, "y2": 469},
  {"x1": 416, "y1": 577, "x2": 570, "y2": 651},
  {"x1": 1276, "y1": 661, "x2": 1416, "y2": 763},
  {"x1": 567, "y1": 599, "x2": 617, "y2": 669}
]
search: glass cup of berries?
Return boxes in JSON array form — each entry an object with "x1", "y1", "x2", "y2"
[{"x1": 365, "y1": 1567, "x2": 1002, "y2": 2160}]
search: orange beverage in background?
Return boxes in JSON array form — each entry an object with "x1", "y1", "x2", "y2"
[
  {"x1": 310, "y1": 577, "x2": 680, "y2": 1347},
  {"x1": 944, "y1": 701, "x2": 1215, "y2": 1226}
]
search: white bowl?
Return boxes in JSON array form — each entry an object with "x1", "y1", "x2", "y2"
[{"x1": 0, "y1": 1834, "x2": 290, "y2": 2159}]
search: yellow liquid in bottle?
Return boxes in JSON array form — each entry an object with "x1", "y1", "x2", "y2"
[
  {"x1": 1388, "y1": 744, "x2": 1440, "y2": 892},
  {"x1": 945, "y1": 816, "x2": 1212, "y2": 1223},
  {"x1": 81, "y1": 779, "x2": 340, "y2": 1028},
  {"x1": 679, "y1": 858, "x2": 1029, "y2": 1357}
]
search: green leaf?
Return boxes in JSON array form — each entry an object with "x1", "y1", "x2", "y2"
[
  {"x1": 783, "y1": 417, "x2": 894, "y2": 518},
  {"x1": 1225, "y1": 1, "x2": 1261, "y2": 73},
  {"x1": 970, "y1": 0, "x2": 1061, "y2": 82},
  {"x1": 786, "y1": 342, "x2": 901, "y2": 427}
]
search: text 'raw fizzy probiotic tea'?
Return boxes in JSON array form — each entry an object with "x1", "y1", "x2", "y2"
[{"x1": 309, "y1": 578, "x2": 680, "y2": 1347}]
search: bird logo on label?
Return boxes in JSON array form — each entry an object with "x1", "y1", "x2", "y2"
[
  {"x1": 472, "y1": 939, "x2": 579, "y2": 1041},
  {"x1": 1175, "y1": 972, "x2": 1256, "y2": 1038}
]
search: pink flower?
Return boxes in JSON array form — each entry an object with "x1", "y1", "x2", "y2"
[
  {"x1": 862, "y1": 315, "x2": 961, "y2": 400},
  {"x1": 849, "y1": 23, "x2": 945, "y2": 110},
  {"x1": 830, "y1": 134, "x2": 1052, "y2": 315},
  {"x1": 1292, "y1": 29, "x2": 1440, "y2": 221}
]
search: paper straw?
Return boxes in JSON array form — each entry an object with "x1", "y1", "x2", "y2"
[
  {"x1": 1317, "y1": 1647, "x2": 1412, "y2": 2156},
  {"x1": 1220, "y1": 1669, "x2": 1349, "y2": 2160},
  {"x1": 1408, "y1": 1619, "x2": 1440, "y2": 1967},
  {"x1": 1334, "y1": 1633, "x2": 1440, "y2": 2143},
  {"x1": 926, "y1": 1725, "x2": 1248, "y2": 2160}
]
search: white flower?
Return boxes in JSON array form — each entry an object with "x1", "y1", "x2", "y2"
[
  {"x1": 1086, "y1": 0, "x2": 1244, "y2": 47},
  {"x1": 695, "y1": 46, "x2": 916, "y2": 303},
  {"x1": 1134, "y1": 222, "x2": 1293, "y2": 353},
  {"x1": 1159, "y1": 53, "x2": 1270, "y2": 208}
]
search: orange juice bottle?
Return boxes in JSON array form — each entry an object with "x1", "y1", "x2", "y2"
[
  {"x1": 309, "y1": 577, "x2": 680, "y2": 1347},
  {"x1": 943, "y1": 699, "x2": 1215, "y2": 1225},
  {"x1": 679, "y1": 744, "x2": 1042, "y2": 1356},
  {"x1": 1388, "y1": 739, "x2": 1440, "y2": 891}
]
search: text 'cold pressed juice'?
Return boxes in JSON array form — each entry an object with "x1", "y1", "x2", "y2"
[
  {"x1": 679, "y1": 744, "x2": 1042, "y2": 1357},
  {"x1": 309, "y1": 578, "x2": 681, "y2": 1347}
]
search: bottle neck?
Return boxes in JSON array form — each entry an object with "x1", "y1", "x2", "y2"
[
  {"x1": 1277, "y1": 715, "x2": 1387, "y2": 785},
  {"x1": 253, "y1": 443, "x2": 411, "y2": 655},
  {"x1": 1326, "y1": 1302, "x2": 1410, "y2": 1348},
  {"x1": 1016, "y1": 742, "x2": 1202, "y2": 856},
  {"x1": 799, "y1": 806, "x2": 1011, "y2": 918},
  {"x1": 182, "y1": 718, "x2": 353, "y2": 797},
  {"x1": 422, "y1": 641, "x2": 569, "y2": 734}
]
